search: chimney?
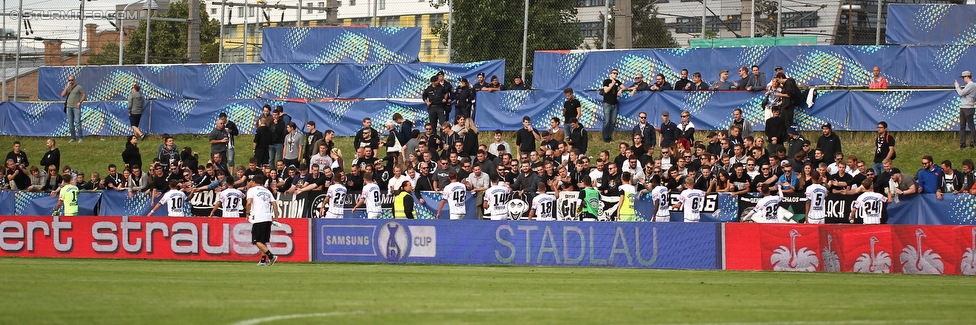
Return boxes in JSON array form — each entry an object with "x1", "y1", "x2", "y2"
[
  {"x1": 43, "y1": 40, "x2": 63, "y2": 65},
  {"x1": 85, "y1": 23, "x2": 98, "y2": 52}
]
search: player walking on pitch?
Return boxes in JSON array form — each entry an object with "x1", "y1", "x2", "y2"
[
  {"x1": 149, "y1": 180, "x2": 187, "y2": 217},
  {"x1": 210, "y1": 179, "x2": 244, "y2": 218},
  {"x1": 742, "y1": 184, "x2": 784, "y2": 223},
  {"x1": 246, "y1": 174, "x2": 279, "y2": 266},
  {"x1": 673, "y1": 177, "x2": 705, "y2": 222},
  {"x1": 320, "y1": 173, "x2": 347, "y2": 219},
  {"x1": 53, "y1": 175, "x2": 79, "y2": 216},
  {"x1": 529, "y1": 182, "x2": 556, "y2": 221},
  {"x1": 648, "y1": 175, "x2": 671, "y2": 222},
  {"x1": 850, "y1": 179, "x2": 887, "y2": 224},
  {"x1": 484, "y1": 174, "x2": 511, "y2": 221},
  {"x1": 351, "y1": 172, "x2": 383, "y2": 219},
  {"x1": 437, "y1": 171, "x2": 468, "y2": 220},
  {"x1": 804, "y1": 171, "x2": 827, "y2": 224}
]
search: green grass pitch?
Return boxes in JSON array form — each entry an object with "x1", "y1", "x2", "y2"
[{"x1": 2, "y1": 258, "x2": 976, "y2": 324}]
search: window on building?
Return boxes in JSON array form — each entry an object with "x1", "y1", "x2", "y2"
[
  {"x1": 248, "y1": 7, "x2": 255, "y2": 17},
  {"x1": 415, "y1": 14, "x2": 423, "y2": 27},
  {"x1": 429, "y1": 13, "x2": 443, "y2": 27},
  {"x1": 238, "y1": 7, "x2": 244, "y2": 17},
  {"x1": 577, "y1": 22, "x2": 602, "y2": 38},
  {"x1": 379, "y1": 0, "x2": 386, "y2": 10},
  {"x1": 379, "y1": 16, "x2": 399, "y2": 27},
  {"x1": 350, "y1": 0, "x2": 355, "y2": 5},
  {"x1": 319, "y1": 2, "x2": 325, "y2": 13},
  {"x1": 782, "y1": 11, "x2": 819, "y2": 28},
  {"x1": 351, "y1": 17, "x2": 370, "y2": 25},
  {"x1": 578, "y1": 0, "x2": 614, "y2": 7},
  {"x1": 210, "y1": 8, "x2": 217, "y2": 15},
  {"x1": 424, "y1": 39, "x2": 432, "y2": 55}
]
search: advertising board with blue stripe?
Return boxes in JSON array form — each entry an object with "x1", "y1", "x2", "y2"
[{"x1": 312, "y1": 219, "x2": 721, "y2": 270}]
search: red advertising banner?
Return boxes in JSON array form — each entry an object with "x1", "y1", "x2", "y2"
[
  {"x1": 759, "y1": 225, "x2": 821, "y2": 272},
  {"x1": 726, "y1": 224, "x2": 976, "y2": 276},
  {"x1": 891, "y1": 225, "x2": 960, "y2": 275},
  {"x1": 824, "y1": 226, "x2": 894, "y2": 273},
  {"x1": 0, "y1": 216, "x2": 310, "y2": 262}
]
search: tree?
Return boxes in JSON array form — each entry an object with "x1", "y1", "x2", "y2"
[
  {"x1": 430, "y1": 0, "x2": 583, "y2": 86},
  {"x1": 87, "y1": 2, "x2": 221, "y2": 65},
  {"x1": 591, "y1": 0, "x2": 678, "y2": 50}
]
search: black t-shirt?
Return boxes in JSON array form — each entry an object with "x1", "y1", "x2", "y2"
[
  {"x1": 602, "y1": 79, "x2": 622, "y2": 104},
  {"x1": 345, "y1": 173, "x2": 365, "y2": 191},
  {"x1": 750, "y1": 174, "x2": 769, "y2": 192},
  {"x1": 829, "y1": 173, "x2": 854, "y2": 192},
  {"x1": 874, "y1": 133, "x2": 896, "y2": 163},
  {"x1": 674, "y1": 78, "x2": 691, "y2": 91},
  {"x1": 6, "y1": 168, "x2": 29, "y2": 190},
  {"x1": 729, "y1": 173, "x2": 751, "y2": 191},
  {"x1": 563, "y1": 98, "x2": 581, "y2": 124},
  {"x1": 695, "y1": 174, "x2": 714, "y2": 191}
]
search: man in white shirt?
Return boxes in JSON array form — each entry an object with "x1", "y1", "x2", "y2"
[
  {"x1": 529, "y1": 182, "x2": 556, "y2": 221},
  {"x1": 804, "y1": 171, "x2": 828, "y2": 224},
  {"x1": 351, "y1": 172, "x2": 383, "y2": 219},
  {"x1": 487, "y1": 130, "x2": 511, "y2": 157},
  {"x1": 673, "y1": 177, "x2": 705, "y2": 222},
  {"x1": 484, "y1": 174, "x2": 511, "y2": 221},
  {"x1": 320, "y1": 173, "x2": 347, "y2": 219},
  {"x1": 149, "y1": 180, "x2": 187, "y2": 217},
  {"x1": 246, "y1": 174, "x2": 279, "y2": 266},
  {"x1": 742, "y1": 184, "x2": 784, "y2": 223},
  {"x1": 209, "y1": 179, "x2": 244, "y2": 218},
  {"x1": 437, "y1": 171, "x2": 468, "y2": 220}
]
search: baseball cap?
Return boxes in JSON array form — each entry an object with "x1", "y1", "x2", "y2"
[
  {"x1": 477, "y1": 72, "x2": 485, "y2": 77},
  {"x1": 891, "y1": 167, "x2": 901, "y2": 174},
  {"x1": 780, "y1": 160, "x2": 791, "y2": 167},
  {"x1": 459, "y1": 77, "x2": 468, "y2": 83},
  {"x1": 661, "y1": 110, "x2": 669, "y2": 116},
  {"x1": 540, "y1": 130, "x2": 550, "y2": 137},
  {"x1": 430, "y1": 76, "x2": 439, "y2": 82},
  {"x1": 787, "y1": 125, "x2": 799, "y2": 135},
  {"x1": 437, "y1": 71, "x2": 445, "y2": 76},
  {"x1": 963, "y1": 71, "x2": 972, "y2": 77},
  {"x1": 775, "y1": 66, "x2": 784, "y2": 70},
  {"x1": 822, "y1": 122, "x2": 832, "y2": 129}
]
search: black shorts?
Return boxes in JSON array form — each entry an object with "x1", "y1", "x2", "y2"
[
  {"x1": 130, "y1": 114, "x2": 142, "y2": 127},
  {"x1": 251, "y1": 221, "x2": 272, "y2": 244}
]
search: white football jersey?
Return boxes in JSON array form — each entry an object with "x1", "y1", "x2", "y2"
[
  {"x1": 246, "y1": 186, "x2": 276, "y2": 223},
  {"x1": 752, "y1": 194, "x2": 784, "y2": 222},
  {"x1": 325, "y1": 184, "x2": 348, "y2": 216},
  {"x1": 805, "y1": 183, "x2": 828, "y2": 221},
  {"x1": 217, "y1": 188, "x2": 245, "y2": 218},
  {"x1": 362, "y1": 183, "x2": 383, "y2": 214},
  {"x1": 651, "y1": 186, "x2": 671, "y2": 219},
  {"x1": 677, "y1": 189, "x2": 705, "y2": 222},
  {"x1": 442, "y1": 182, "x2": 467, "y2": 216},
  {"x1": 160, "y1": 190, "x2": 187, "y2": 217},
  {"x1": 853, "y1": 191, "x2": 887, "y2": 224},
  {"x1": 531, "y1": 193, "x2": 557, "y2": 221},
  {"x1": 485, "y1": 184, "x2": 510, "y2": 220}
]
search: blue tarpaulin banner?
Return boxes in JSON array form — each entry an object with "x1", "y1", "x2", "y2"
[
  {"x1": 474, "y1": 89, "x2": 911, "y2": 132},
  {"x1": 886, "y1": 194, "x2": 976, "y2": 225},
  {"x1": 0, "y1": 101, "x2": 138, "y2": 137},
  {"x1": 13, "y1": 191, "x2": 101, "y2": 216},
  {"x1": 310, "y1": 218, "x2": 722, "y2": 269},
  {"x1": 36, "y1": 61, "x2": 504, "y2": 101},
  {"x1": 532, "y1": 46, "x2": 974, "y2": 90},
  {"x1": 97, "y1": 190, "x2": 153, "y2": 217},
  {"x1": 335, "y1": 60, "x2": 506, "y2": 99},
  {"x1": 886, "y1": 4, "x2": 976, "y2": 46},
  {"x1": 261, "y1": 27, "x2": 422, "y2": 64}
]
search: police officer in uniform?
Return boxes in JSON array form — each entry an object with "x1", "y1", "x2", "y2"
[{"x1": 423, "y1": 76, "x2": 448, "y2": 136}]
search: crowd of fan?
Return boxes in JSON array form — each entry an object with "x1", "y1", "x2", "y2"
[{"x1": 0, "y1": 66, "x2": 967, "y2": 221}]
